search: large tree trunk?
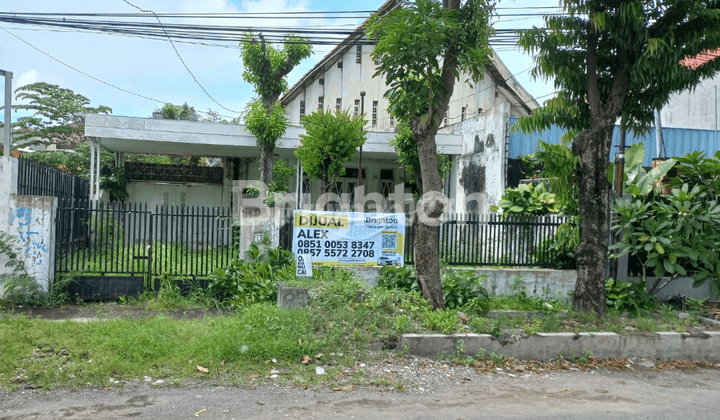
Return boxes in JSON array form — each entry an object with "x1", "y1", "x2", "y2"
[
  {"x1": 413, "y1": 130, "x2": 446, "y2": 310},
  {"x1": 571, "y1": 124, "x2": 614, "y2": 317}
]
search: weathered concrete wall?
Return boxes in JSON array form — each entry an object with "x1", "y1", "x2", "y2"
[
  {"x1": 7, "y1": 196, "x2": 57, "y2": 292},
  {"x1": 660, "y1": 76, "x2": 720, "y2": 130},
  {"x1": 0, "y1": 157, "x2": 19, "y2": 282},
  {"x1": 349, "y1": 265, "x2": 576, "y2": 302},
  {"x1": 452, "y1": 103, "x2": 511, "y2": 212}
]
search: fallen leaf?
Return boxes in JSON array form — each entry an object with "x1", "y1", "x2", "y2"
[
  {"x1": 220, "y1": 360, "x2": 226, "y2": 366},
  {"x1": 196, "y1": 365, "x2": 209, "y2": 374},
  {"x1": 460, "y1": 377, "x2": 471, "y2": 384},
  {"x1": 315, "y1": 353, "x2": 324, "y2": 359},
  {"x1": 560, "y1": 388, "x2": 571, "y2": 392},
  {"x1": 244, "y1": 385, "x2": 256, "y2": 390},
  {"x1": 194, "y1": 408, "x2": 207, "y2": 416},
  {"x1": 298, "y1": 339, "x2": 304, "y2": 344},
  {"x1": 247, "y1": 374, "x2": 261, "y2": 379},
  {"x1": 257, "y1": 401, "x2": 265, "y2": 406},
  {"x1": 300, "y1": 355, "x2": 312, "y2": 364},
  {"x1": 113, "y1": 369, "x2": 121, "y2": 375},
  {"x1": 331, "y1": 385, "x2": 356, "y2": 392}
]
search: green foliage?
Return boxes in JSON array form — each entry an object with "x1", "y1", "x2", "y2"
[
  {"x1": 421, "y1": 308, "x2": 458, "y2": 334},
  {"x1": 377, "y1": 265, "x2": 419, "y2": 293},
  {"x1": 440, "y1": 269, "x2": 488, "y2": 310},
  {"x1": 207, "y1": 245, "x2": 295, "y2": 308},
  {"x1": 243, "y1": 99, "x2": 289, "y2": 149},
  {"x1": 240, "y1": 33, "x2": 312, "y2": 105},
  {"x1": 0, "y1": 232, "x2": 48, "y2": 306},
  {"x1": 377, "y1": 266, "x2": 487, "y2": 311},
  {"x1": 670, "y1": 150, "x2": 720, "y2": 200},
  {"x1": 2, "y1": 82, "x2": 111, "y2": 149},
  {"x1": 367, "y1": 0, "x2": 494, "y2": 123},
  {"x1": 533, "y1": 140, "x2": 579, "y2": 215},
  {"x1": 611, "y1": 183, "x2": 720, "y2": 296},
  {"x1": 516, "y1": 1, "x2": 720, "y2": 137},
  {"x1": 390, "y1": 124, "x2": 452, "y2": 190},
  {"x1": 605, "y1": 278, "x2": 656, "y2": 316},
  {"x1": 536, "y1": 216, "x2": 579, "y2": 269},
  {"x1": 156, "y1": 103, "x2": 197, "y2": 120},
  {"x1": 308, "y1": 267, "x2": 366, "y2": 310},
  {"x1": 491, "y1": 183, "x2": 559, "y2": 215},
  {"x1": 518, "y1": 152, "x2": 542, "y2": 178},
  {"x1": 295, "y1": 108, "x2": 367, "y2": 194}
]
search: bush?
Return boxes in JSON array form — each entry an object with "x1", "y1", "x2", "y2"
[
  {"x1": 207, "y1": 245, "x2": 295, "y2": 308},
  {"x1": 377, "y1": 266, "x2": 487, "y2": 310},
  {"x1": 605, "y1": 278, "x2": 657, "y2": 316}
]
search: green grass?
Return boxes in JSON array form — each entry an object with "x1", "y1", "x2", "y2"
[{"x1": 1, "y1": 269, "x2": 717, "y2": 392}]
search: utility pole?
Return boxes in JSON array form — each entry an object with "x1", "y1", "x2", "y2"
[
  {"x1": 357, "y1": 91, "x2": 366, "y2": 187},
  {"x1": 0, "y1": 70, "x2": 12, "y2": 157}
]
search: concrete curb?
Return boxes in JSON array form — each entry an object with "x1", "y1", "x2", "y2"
[{"x1": 401, "y1": 331, "x2": 720, "y2": 362}]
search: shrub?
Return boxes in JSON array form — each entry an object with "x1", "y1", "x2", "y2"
[
  {"x1": 207, "y1": 245, "x2": 295, "y2": 308},
  {"x1": 605, "y1": 278, "x2": 656, "y2": 316}
]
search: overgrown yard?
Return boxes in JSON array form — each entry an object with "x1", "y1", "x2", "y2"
[{"x1": 1, "y1": 255, "x2": 719, "y2": 393}]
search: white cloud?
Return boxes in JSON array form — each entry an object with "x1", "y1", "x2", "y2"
[{"x1": 16, "y1": 69, "x2": 41, "y2": 88}]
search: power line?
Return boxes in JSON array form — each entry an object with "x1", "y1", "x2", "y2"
[
  {"x1": 0, "y1": 27, "x2": 238, "y2": 120},
  {"x1": 121, "y1": 0, "x2": 241, "y2": 114}
]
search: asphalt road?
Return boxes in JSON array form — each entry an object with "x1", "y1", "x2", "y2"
[{"x1": 1, "y1": 367, "x2": 719, "y2": 419}]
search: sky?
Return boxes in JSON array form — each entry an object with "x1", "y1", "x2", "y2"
[{"x1": 0, "y1": 0, "x2": 559, "y2": 123}]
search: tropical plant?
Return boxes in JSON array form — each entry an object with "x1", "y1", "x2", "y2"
[
  {"x1": 670, "y1": 150, "x2": 720, "y2": 200},
  {"x1": 516, "y1": 0, "x2": 720, "y2": 315},
  {"x1": 491, "y1": 183, "x2": 560, "y2": 216},
  {"x1": 605, "y1": 278, "x2": 656, "y2": 316},
  {"x1": 611, "y1": 183, "x2": 720, "y2": 296},
  {"x1": 240, "y1": 33, "x2": 312, "y2": 198},
  {"x1": 1, "y1": 82, "x2": 111, "y2": 149},
  {"x1": 295, "y1": 108, "x2": 367, "y2": 202}
]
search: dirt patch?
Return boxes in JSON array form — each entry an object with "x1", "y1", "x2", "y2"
[{"x1": 5, "y1": 304, "x2": 231, "y2": 321}]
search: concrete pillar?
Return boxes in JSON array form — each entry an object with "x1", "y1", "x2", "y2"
[{"x1": 7, "y1": 196, "x2": 58, "y2": 291}]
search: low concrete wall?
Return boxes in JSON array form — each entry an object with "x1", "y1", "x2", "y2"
[
  {"x1": 348, "y1": 266, "x2": 576, "y2": 302},
  {"x1": 401, "y1": 331, "x2": 720, "y2": 362}
]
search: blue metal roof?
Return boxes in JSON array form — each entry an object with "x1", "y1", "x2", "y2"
[{"x1": 508, "y1": 117, "x2": 720, "y2": 167}]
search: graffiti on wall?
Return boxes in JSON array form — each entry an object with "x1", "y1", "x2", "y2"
[{"x1": 10, "y1": 207, "x2": 48, "y2": 267}]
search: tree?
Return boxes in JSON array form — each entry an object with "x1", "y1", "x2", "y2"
[
  {"x1": 367, "y1": 0, "x2": 495, "y2": 309},
  {"x1": 156, "y1": 103, "x2": 197, "y2": 121},
  {"x1": 1, "y1": 82, "x2": 111, "y2": 149},
  {"x1": 516, "y1": 0, "x2": 720, "y2": 315},
  {"x1": 295, "y1": 109, "x2": 367, "y2": 208},
  {"x1": 240, "y1": 33, "x2": 312, "y2": 198}
]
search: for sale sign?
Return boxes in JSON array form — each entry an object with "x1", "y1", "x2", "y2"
[{"x1": 292, "y1": 210, "x2": 405, "y2": 267}]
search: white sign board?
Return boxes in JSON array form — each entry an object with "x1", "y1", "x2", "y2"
[
  {"x1": 292, "y1": 210, "x2": 405, "y2": 267},
  {"x1": 295, "y1": 254, "x2": 313, "y2": 277}
]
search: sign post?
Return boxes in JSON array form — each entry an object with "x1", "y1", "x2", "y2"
[{"x1": 292, "y1": 210, "x2": 405, "y2": 268}]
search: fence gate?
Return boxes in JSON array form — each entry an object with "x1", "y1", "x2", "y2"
[{"x1": 55, "y1": 201, "x2": 236, "y2": 294}]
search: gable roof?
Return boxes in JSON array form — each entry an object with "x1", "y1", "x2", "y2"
[
  {"x1": 682, "y1": 48, "x2": 720, "y2": 70},
  {"x1": 280, "y1": 0, "x2": 538, "y2": 114}
]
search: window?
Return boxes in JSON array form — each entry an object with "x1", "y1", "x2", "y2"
[
  {"x1": 374, "y1": 57, "x2": 380, "y2": 65},
  {"x1": 461, "y1": 106, "x2": 467, "y2": 121},
  {"x1": 336, "y1": 98, "x2": 342, "y2": 112},
  {"x1": 356, "y1": 45, "x2": 362, "y2": 64},
  {"x1": 299, "y1": 100, "x2": 305, "y2": 119},
  {"x1": 372, "y1": 101, "x2": 378, "y2": 126},
  {"x1": 478, "y1": 108, "x2": 483, "y2": 115},
  {"x1": 389, "y1": 116, "x2": 395, "y2": 127},
  {"x1": 319, "y1": 78, "x2": 324, "y2": 85},
  {"x1": 337, "y1": 61, "x2": 343, "y2": 69},
  {"x1": 443, "y1": 114, "x2": 448, "y2": 126},
  {"x1": 317, "y1": 96, "x2": 324, "y2": 111},
  {"x1": 354, "y1": 99, "x2": 360, "y2": 116}
]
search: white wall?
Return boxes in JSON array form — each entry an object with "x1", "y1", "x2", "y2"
[
  {"x1": 661, "y1": 77, "x2": 720, "y2": 130},
  {"x1": 7, "y1": 196, "x2": 57, "y2": 291},
  {"x1": 126, "y1": 181, "x2": 229, "y2": 209}
]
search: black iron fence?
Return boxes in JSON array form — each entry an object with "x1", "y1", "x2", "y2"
[
  {"x1": 280, "y1": 212, "x2": 572, "y2": 268},
  {"x1": 17, "y1": 157, "x2": 89, "y2": 204},
  {"x1": 55, "y1": 200, "x2": 237, "y2": 280}
]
